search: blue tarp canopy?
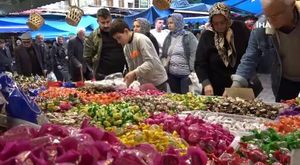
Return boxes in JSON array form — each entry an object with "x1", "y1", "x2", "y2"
[
  {"x1": 201, "y1": 0, "x2": 223, "y2": 4},
  {"x1": 225, "y1": 0, "x2": 262, "y2": 15},
  {"x1": 171, "y1": 2, "x2": 211, "y2": 12},
  {"x1": 124, "y1": 7, "x2": 172, "y2": 29},
  {"x1": 184, "y1": 16, "x2": 209, "y2": 24},
  {"x1": 0, "y1": 15, "x2": 98, "y2": 39}
]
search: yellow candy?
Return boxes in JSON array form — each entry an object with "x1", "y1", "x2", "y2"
[{"x1": 118, "y1": 124, "x2": 188, "y2": 153}]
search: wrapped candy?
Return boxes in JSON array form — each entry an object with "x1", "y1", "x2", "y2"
[
  {"x1": 266, "y1": 116, "x2": 300, "y2": 134},
  {"x1": 81, "y1": 102, "x2": 148, "y2": 129},
  {"x1": 240, "y1": 129, "x2": 300, "y2": 164},
  {"x1": 123, "y1": 95, "x2": 188, "y2": 114},
  {"x1": 119, "y1": 124, "x2": 188, "y2": 153},
  {"x1": 144, "y1": 113, "x2": 234, "y2": 157},
  {"x1": 164, "y1": 93, "x2": 210, "y2": 110}
]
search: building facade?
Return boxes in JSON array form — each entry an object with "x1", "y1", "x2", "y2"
[{"x1": 68, "y1": 0, "x2": 152, "y2": 8}]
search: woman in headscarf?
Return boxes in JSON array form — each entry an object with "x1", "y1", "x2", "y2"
[
  {"x1": 51, "y1": 36, "x2": 71, "y2": 81},
  {"x1": 194, "y1": 2, "x2": 250, "y2": 96},
  {"x1": 161, "y1": 13, "x2": 198, "y2": 94},
  {"x1": 133, "y1": 18, "x2": 159, "y2": 55}
]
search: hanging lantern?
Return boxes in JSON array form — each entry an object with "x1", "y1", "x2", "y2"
[
  {"x1": 66, "y1": 6, "x2": 84, "y2": 26},
  {"x1": 27, "y1": 12, "x2": 44, "y2": 31},
  {"x1": 153, "y1": 0, "x2": 171, "y2": 10}
]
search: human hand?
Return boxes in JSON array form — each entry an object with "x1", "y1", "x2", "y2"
[
  {"x1": 43, "y1": 70, "x2": 48, "y2": 77},
  {"x1": 124, "y1": 71, "x2": 136, "y2": 87},
  {"x1": 57, "y1": 65, "x2": 62, "y2": 69},
  {"x1": 222, "y1": 90, "x2": 228, "y2": 97},
  {"x1": 204, "y1": 84, "x2": 214, "y2": 96}
]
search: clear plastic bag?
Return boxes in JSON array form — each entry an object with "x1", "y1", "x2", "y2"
[
  {"x1": 46, "y1": 72, "x2": 57, "y2": 82},
  {"x1": 188, "y1": 72, "x2": 202, "y2": 95}
]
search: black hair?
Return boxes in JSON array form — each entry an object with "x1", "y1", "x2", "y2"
[
  {"x1": 155, "y1": 17, "x2": 164, "y2": 23},
  {"x1": 110, "y1": 18, "x2": 130, "y2": 36},
  {"x1": 97, "y1": 8, "x2": 111, "y2": 18}
]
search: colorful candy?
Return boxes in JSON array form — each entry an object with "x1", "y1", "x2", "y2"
[
  {"x1": 81, "y1": 102, "x2": 148, "y2": 129},
  {"x1": 164, "y1": 93, "x2": 210, "y2": 110},
  {"x1": 145, "y1": 113, "x2": 234, "y2": 157},
  {"x1": 119, "y1": 124, "x2": 188, "y2": 153},
  {"x1": 266, "y1": 116, "x2": 300, "y2": 134}
]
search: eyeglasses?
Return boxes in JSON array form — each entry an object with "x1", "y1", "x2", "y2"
[{"x1": 22, "y1": 40, "x2": 31, "y2": 44}]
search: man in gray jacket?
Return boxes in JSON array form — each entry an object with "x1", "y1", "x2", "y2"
[{"x1": 230, "y1": 0, "x2": 300, "y2": 102}]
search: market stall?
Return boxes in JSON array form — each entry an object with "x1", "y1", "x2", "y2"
[{"x1": 0, "y1": 72, "x2": 299, "y2": 165}]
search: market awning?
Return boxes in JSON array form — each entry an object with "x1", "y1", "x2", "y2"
[
  {"x1": 184, "y1": 16, "x2": 209, "y2": 24},
  {"x1": 0, "y1": 0, "x2": 64, "y2": 15},
  {"x1": 225, "y1": 0, "x2": 262, "y2": 15},
  {"x1": 0, "y1": 15, "x2": 99, "y2": 39},
  {"x1": 171, "y1": 3, "x2": 211, "y2": 13},
  {"x1": 124, "y1": 7, "x2": 172, "y2": 29}
]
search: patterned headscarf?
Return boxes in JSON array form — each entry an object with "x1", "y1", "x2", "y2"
[
  {"x1": 209, "y1": 2, "x2": 236, "y2": 67},
  {"x1": 168, "y1": 13, "x2": 185, "y2": 37},
  {"x1": 135, "y1": 18, "x2": 151, "y2": 35}
]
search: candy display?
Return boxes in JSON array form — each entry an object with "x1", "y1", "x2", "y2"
[
  {"x1": 0, "y1": 122, "x2": 208, "y2": 165},
  {"x1": 118, "y1": 88, "x2": 164, "y2": 97},
  {"x1": 278, "y1": 105, "x2": 300, "y2": 117},
  {"x1": 266, "y1": 116, "x2": 300, "y2": 134},
  {"x1": 145, "y1": 113, "x2": 234, "y2": 157},
  {"x1": 81, "y1": 102, "x2": 148, "y2": 129},
  {"x1": 207, "y1": 97, "x2": 279, "y2": 119},
  {"x1": 37, "y1": 93, "x2": 82, "y2": 112},
  {"x1": 38, "y1": 87, "x2": 120, "y2": 105},
  {"x1": 0, "y1": 123, "x2": 122, "y2": 164},
  {"x1": 77, "y1": 85, "x2": 115, "y2": 94},
  {"x1": 3, "y1": 72, "x2": 300, "y2": 164},
  {"x1": 119, "y1": 124, "x2": 188, "y2": 153},
  {"x1": 123, "y1": 95, "x2": 188, "y2": 114},
  {"x1": 282, "y1": 98, "x2": 300, "y2": 106},
  {"x1": 165, "y1": 93, "x2": 210, "y2": 110},
  {"x1": 45, "y1": 110, "x2": 88, "y2": 127},
  {"x1": 240, "y1": 129, "x2": 300, "y2": 164},
  {"x1": 13, "y1": 74, "x2": 46, "y2": 95},
  {"x1": 191, "y1": 111, "x2": 269, "y2": 134}
]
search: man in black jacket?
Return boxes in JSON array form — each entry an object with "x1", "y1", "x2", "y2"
[
  {"x1": 15, "y1": 32, "x2": 47, "y2": 76},
  {"x1": 0, "y1": 39, "x2": 13, "y2": 72},
  {"x1": 84, "y1": 8, "x2": 127, "y2": 80},
  {"x1": 68, "y1": 28, "x2": 91, "y2": 81},
  {"x1": 34, "y1": 34, "x2": 51, "y2": 72}
]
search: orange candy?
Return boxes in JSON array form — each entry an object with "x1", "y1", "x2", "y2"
[
  {"x1": 39, "y1": 87, "x2": 120, "y2": 105},
  {"x1": 266, "y1": 116, "x2": 300, "y2": 134}
]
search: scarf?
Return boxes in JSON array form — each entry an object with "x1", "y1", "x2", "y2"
[
  {"x1": 135, "y1": 18, "x2": 151, "y2": 35},
  {"x1": 168, "y1": 13, "x2": 185, "y2": 37},
  {"x1": 209, "y1": 2, "x2": 236, "y2": 67}
]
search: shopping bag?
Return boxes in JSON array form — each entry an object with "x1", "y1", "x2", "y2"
[
  {"x1": 188, "y1": 72, "x2": 202, "y2": 95},
  {"x1": 0, "y1": 72, "x2": 41, "y2": 123}
]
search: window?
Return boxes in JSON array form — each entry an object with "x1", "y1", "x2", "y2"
[
  {"x1": 107, "y1": 0, "x2": 113, "y2": 6},
  {"x1": 119, "y1": 0, "x2": 124, "y2": 7},
  {"x1": 128, "y1": 2, "x2": 133, "y2": 8},
  {"x1": 134, "y1": 0, "x2": 139, "y2": 8}
]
